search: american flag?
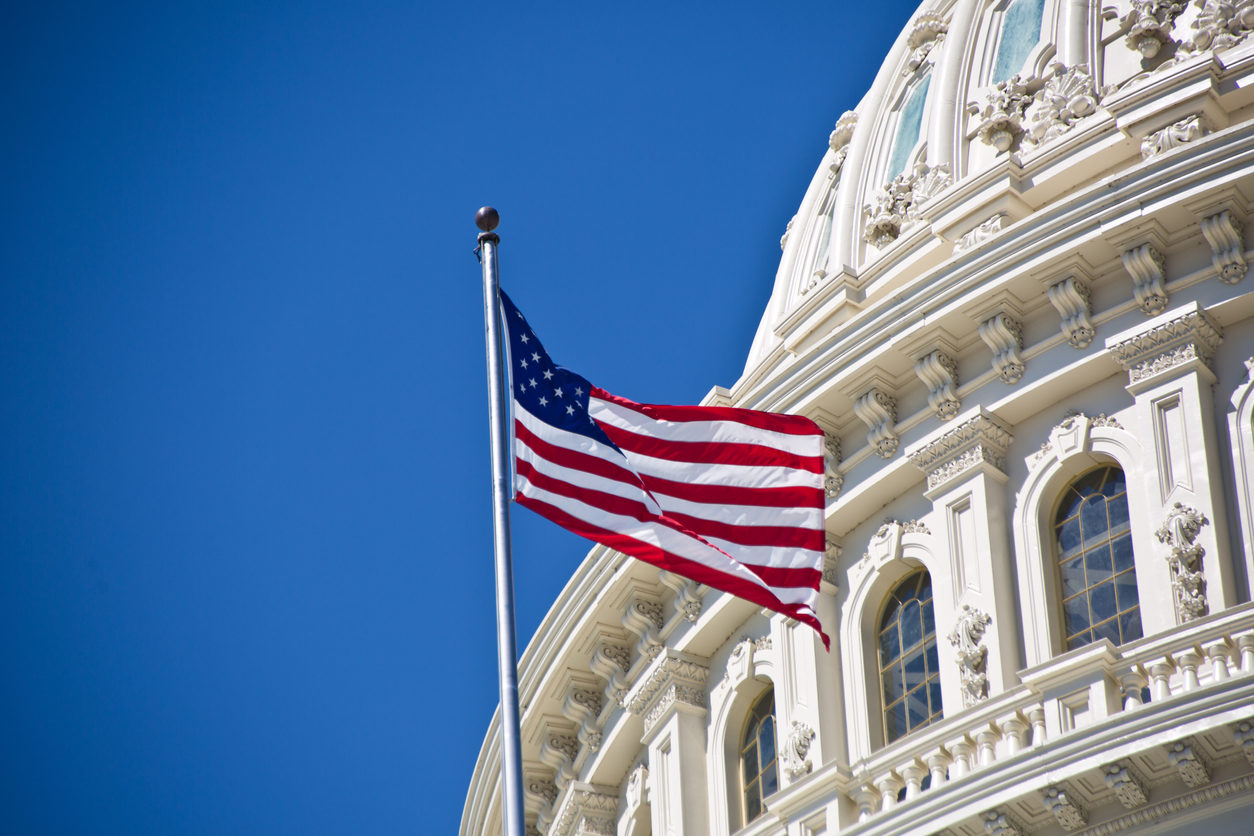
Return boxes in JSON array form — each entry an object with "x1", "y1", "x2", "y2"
[{"x1": 501, "y1": 291, "x2": 829, "y2": 648}]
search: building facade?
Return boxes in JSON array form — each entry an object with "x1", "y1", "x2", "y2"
[{"x1": 463, "y1": 1, "x2": 1254, "y2": 833}]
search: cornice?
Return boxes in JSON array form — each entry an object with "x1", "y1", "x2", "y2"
[
  {"x1": 624, "y1": 650, "x2": 710, "y2": 736},
  {"x1": 1105, "y1": 301, "x2": 1224, "y2": 392},
  {"x1": 905, "y1": 406, "x2": 1013, "y2": 495}
]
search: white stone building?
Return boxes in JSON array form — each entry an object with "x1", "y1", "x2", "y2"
[{"x1": 462, "y1": 1, "x2": 1254, "y2": 833}]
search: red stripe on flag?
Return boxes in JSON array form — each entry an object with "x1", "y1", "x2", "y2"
[
  {"x1": 590, "y1": 387, "x2": 825, "y2": 436},
  {"x1": 596, "y1": 422, "x2": 824, "y2": 473}
]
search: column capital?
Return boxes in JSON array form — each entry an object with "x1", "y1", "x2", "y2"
[
  {"x1": 625, "y1": 650, "x2": 710, "y2": 737},
  {"x1": 905, "y1": 406, "x2": 1013, "y2": 496},
  {"x1": 1105, "y1": 302, "x2": 1222, "y2": 393}
]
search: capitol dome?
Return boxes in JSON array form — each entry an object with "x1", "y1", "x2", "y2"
[{"x1": 464, "y1": 1, "x2": 1254, "y2": 834}]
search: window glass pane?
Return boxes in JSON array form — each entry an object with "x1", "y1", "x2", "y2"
[
  {"x1": 1114, "y1": 570, "x2": 1139, "y2": 611},
  {"x1": 1085, "y1": 544, "x2": 1113, "y2": 583},
  {"x1": 1101, "y1": 468, "x2": 1126, "y2": 498},
  {"x1": 925, "y1": 640, "x2": 939, "y2": 675},
  {"x1": 761, "y1": 763, "x2": 778, "y2": 798},
  {"x1": 1119, "y1": 608, "x2": 1143, "y2": 642},
  {"x1": 921, "y1": 597, "x2": 935, "y2": 637},
  {"x1": 1058, "y1": 489, "x2": 1084, "y2": 521},
  {"x1": 1063, "y1": 595, "x2": 1090, "y2": 634},
  {"x1": 879, "y1": 624, "x2": 900, "y2": 661},
  {"x1": 928, "y1": 677, "x2": 943, "y2": 717},
  {"x1": 742, "y1": 745, "x2": 758, "y2": 782},
  {"x1": 1080, "y1": 495, "x2": 1109, "y2": 542},
  {"x1": 917, "y1": 573, "x2": 932, "y2": 602},
  {"x1": 759, "y1": 717, "x2": 775, "y2": 767},
  {"x1": 887, "y1": 75, "x2": 931, "y2": 179},
  {"x1": 887, "y1": 700, "x2": 908, "y2": 741},
  {"x1": 903, "y1": 647, "x2": 927, "y2": 690},
  {"x1": 1090, "y1": 581, "x2": 1116, "y2": 622},
  {"x1": 744, "y1": 782, "x2": 761, "y2": 822},
  {"x1": 1060, "y1": 556, "x2": 1086, "y2": 597},
  {"x1": 1058, "y1": 516, "x2": 1082, "y2": 557},
  {"x1": 882, "y1": 663, "x2": 904, "y2": 702},
  {"x1": 1111, "y1": 533, "x2": 1134, "y2": 572},
  {"x1": 1093, "y1": 616, "x2": 1121, "y2": 644},
  {"x1": 901, "y1": 600, "x2": 923, "y2": 649},
  {"x1": 906, "y1": 689, "x2": 930, "y2": 730},
  {"x1": 1107, "y1": 492, "x2": 1129, "y2": 526}
]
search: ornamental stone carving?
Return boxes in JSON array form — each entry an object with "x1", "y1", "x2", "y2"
[
  {"x1": 829, "y1": 110, "x2": 858, "y2": 176},
  {"x1": 824, "y1": 433, "x2": 844, "y2": 497},
  {"x1": 1167, "y1": 739, "x2": 1212, "y2": 786},
  {"x1": 625, "y1": 763, "x2": 649, "y2": 812},
  {"x1": 955, "y1": 214, "x2": 1007, "y2": 253},
  {"x1": 551, "y1": 788, "x2": 619, "y2": 836},
  {"x1": 625, "y1": 651, "x2": 710, "y2": 735},
  {"x1": 623, "y1": 597, "x2": 665, "y2": 660},
  {"x1": 1141, "y1": 114, "x2": 1208, "y2": 159},
  {"x1": 563, "y1": 686, "x2": 606, "y2": 753},
  {"x1": 982, "y1": 809, "x2": 1024, "y2": 835},
  {"x1": 1121, "y1": 0, "x2": 1185, "y2": 58},
  {"x1": 1103, "y1": 762, "x2": 1150, "y2": 808},
  {"x1": 1156, "y1": 502, "x2": 1211, "y2": 621},
  {"x1": 854, "y1": 388, "x2": 899, "y2": 458},
  {"x1": 1043, "y1": 785, "x2": 1088, "y2": 830},
  {"x1": 972, "y1": 64, "x2": 1098, "y2": 153},
  {"x1": 948, "y1": 604, "x2": 992, "y2": 707},
  {"x1": 591, "y1": 641, "x2": 632, "y2": 707},
  {"x1": 1184, "y1": 0, "x2": 1254, "y2": 53},
  {"x1": 540, "y1": 730, "x2": 580, "y2": 788},
  {"x1": 823, "y1": 538, "x2": 841, "y2": 589},
  {"x1": 863, "y1": 162, "x2": 951, "y2": 247},
  {"x1": 1047, "y1": 276, "x2": 1095, "y2": 348},
  {"x1": 978, "y1": 313, "x2": 1025, "y2": 383},
  {"x1": 782, "y1": 721, "x2": 817, "y2": 780},
  {"x1": 1234, "y1": 720, "x2": 1254, "y2": 767},
  {"x1": 915, "y1": 350, "x2": 961, "y2": 420},
  {"x1": 1121, "y1": 244, "x2": 1169, "y2": 315},
  {"x1": 1200, "y1": 210, "x2": 1247, "y2": 284},
  {"x1": 659, "y1": 570, "x2": 703, "y2": 623},
  {"x1": 780, "y1": 216, "x2": 794, "y2": 251},
  {"x1": 1107, "y1": 304, "x2": 1223, "y2": 388},
  {"x1": 907, "y1": 408, "x2": 1013, "y2": 493},
  {"x1": 904, "y1": 12, "x2": 947, "y2": 74}
]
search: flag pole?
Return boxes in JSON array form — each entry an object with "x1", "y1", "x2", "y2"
[{"x1": 475, "y1": 205, "x2": 526, "y2": 836}]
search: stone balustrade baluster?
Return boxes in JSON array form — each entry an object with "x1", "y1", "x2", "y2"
[
  {"x1": 1119, "y1": 665, "x2": 1148, "y2": 711},
  {"x1": 943, "y1": 736, "x2": 971, "y2": 779},
  {"x1": 851, "y1": 782, "x2": 879, "y2": 822},
  {"x1": 1148, "y1": 658, "x2": 1175, "y2": 701},
  {"x1": 1000, "y1": 714, "x2": 1029, "y2": 756},
  {"x1": 1203, "y1": 638, "x2": 1233, "y2": 682},
  {"x1": 901, "y1": 760, "x2": 927, "y2": 800},
  {"x1": 1177, "y1": 647, "x2": 1203, "y2": 691},
  {"x1": 1027, "y1": 706, "x2": 1047, "y2": 747},
  {"x1": 975, "y1": 723, "x2": 1000, "y2": 768},
  {"x1": 876, "y1": 772, "x2": 904, "y2": 811},
  {"x1": 1236, "y1": 632, "x2": 1254, "y2": 674},
  {"x1": 927, "y1": 748, "x2": 952, "y2": 789}
]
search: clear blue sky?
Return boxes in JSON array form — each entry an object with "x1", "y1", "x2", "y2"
[{"x1": 2, "y1": 2, "x2": 918, "y2": 833}]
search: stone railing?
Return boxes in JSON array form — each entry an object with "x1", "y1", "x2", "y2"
[{"x1": 845, "y1": 604, "x2": 1254, "y2": 822}]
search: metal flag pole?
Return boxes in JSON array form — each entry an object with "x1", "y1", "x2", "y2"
[{"x1": 475, "y1": 205, "x2": 526, "y2": 836}]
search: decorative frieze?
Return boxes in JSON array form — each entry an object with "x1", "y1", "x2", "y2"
[
  {"x1": 948, "y1": 604, "x2": 992, "y2": 707},
  {"x1": 1200, "y1": 210, "x2": 1246, "y2": 284},
  {"x1": 1167, "y1": 738, "x2": 1212, "y2": 787},
  {"x1": 854, "y1": 388, "x2": 899, "y2": 458},
  {"x1": 915, "y1": 350, "x2": 961, "y2": 420},
  {"x1": 824, "y1": 433, "x2": 844, "y2": 497},
  {"x1": 1107, "y1": 304, "x2": 1223, "y2": 387},
  {"x1": 1156, "y1": 502, "x2": 1211, "y2": 621},
  {"x1": 904, "y1": 12, "x2": 947, "y2": 73},
  {"x1": 863, "y1": 162, "x2": 951, "y2": 247},
  {"x1": 1046, "y1": 276, "x2": 1095, "y2": 348},
  {"x1": 978, "y1": 313, "x2": 1025, "y2": 383},
  {"x1": 1121, "y1": 244, "x2": 1168, "y2": 315},
  {"x1": 625, "y1": 652, "x2": 710, "y2": 735},
  {"x1": 1103, "y1": 762, "x2": 1150, "y2": 809},
  {"x1": 1141, "y1": 114, "x2": 1207, "y2": 159},
  {"x1": 1043, "y1": 784, "x2": 1088, "y2": 830},
  {"x1": 782, "y1": 721, "x2": 817, "y2": 780},
  {"x1": 907, "y1": 408, "x2": 1013, "y2": 493},
  {"x1": 1122, "y1": 0, "x2": 1185, "y2": 57}
]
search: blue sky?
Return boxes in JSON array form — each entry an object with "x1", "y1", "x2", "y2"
[{"x1": 1, "y1": 2, "x2": 918, "y2": 833}]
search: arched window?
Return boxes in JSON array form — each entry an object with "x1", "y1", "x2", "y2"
[
  {"x1": 991, "y1": 0, "x2": 1045, "y2": 82},
  {"x1": 878, "y1": 572, "x2": 942, "y2": 743},
  {"x1": 886, "y1": 73, "x2": 931, "y2": 179},
  {"x1": 740, "y1": 689, "x2": 777, "y2": 823},
  {"x1": 1055, "y1": 466, "x2": 1141, "y2": 650}
]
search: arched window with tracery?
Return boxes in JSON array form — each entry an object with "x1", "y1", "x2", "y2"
[
  {"x1": 1055, "y1": 465, "x2": 1141, "y2": 650},
  {"x1": 878, "y1": 572, "x2": 942, "y2": 743},
  {"x1": 739, "y1": 689, "x2": 777, "y2": 823}
]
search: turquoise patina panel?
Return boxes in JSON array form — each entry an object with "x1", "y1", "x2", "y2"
[
  {"x1": 887, "y1": 74, "x2": 931, "y2": 179},
  {"x1": 991, "y1": 0, "x2": 1045, "y2": 82}
]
